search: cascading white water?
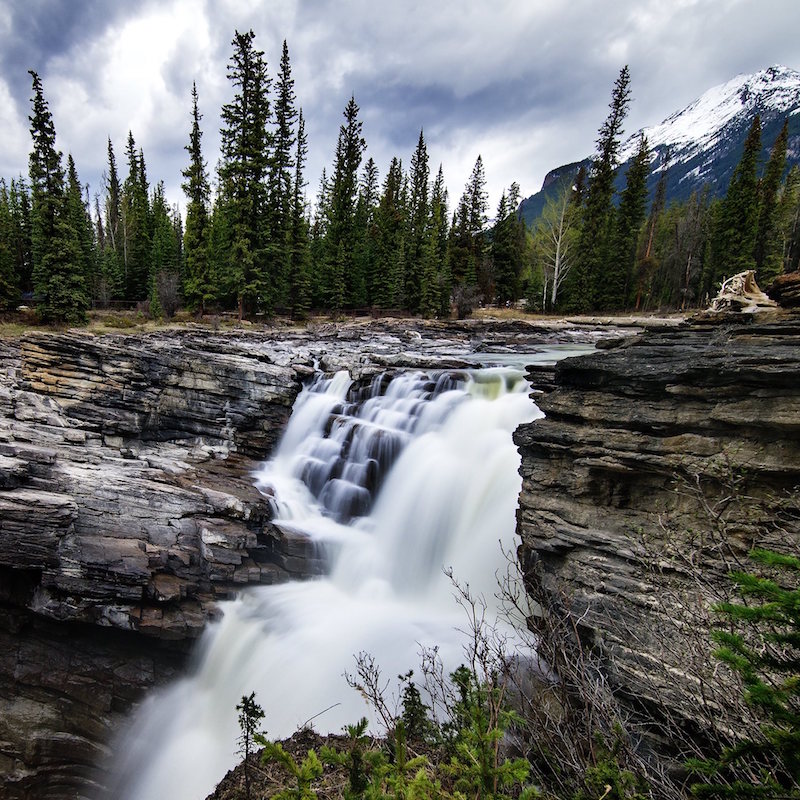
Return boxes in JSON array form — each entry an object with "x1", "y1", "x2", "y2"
[{"x1": 106, "y1": 365, "x2": 542, "y2": 800}]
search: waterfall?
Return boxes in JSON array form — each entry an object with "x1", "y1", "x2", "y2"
[{"x1": 106, "y1": 365, "x2": 542, "y2": 800}]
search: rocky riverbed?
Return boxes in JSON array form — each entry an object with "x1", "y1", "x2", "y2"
[
  {"x1": 1, "y1": 312, "x2": 797, "y2": 798},
  {"x1": 0, "y1": 317, "x2": 620, "y2": 799}
]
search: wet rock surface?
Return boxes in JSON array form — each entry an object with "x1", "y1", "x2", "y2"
[{"x1": 515, "y1": 314, "x2": 800, "y2": 749}]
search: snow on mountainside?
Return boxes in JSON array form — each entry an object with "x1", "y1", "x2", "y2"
[
  {"x1": 619, "y1": 64, "x2": 800, "y2": 166},
  {"x1": 520, "y1": 65, "x2": 800, "y2": 227}
]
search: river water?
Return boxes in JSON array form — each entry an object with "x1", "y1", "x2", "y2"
[{"x1": 106, "y1": 348, "x2": 587, "y2": 800}]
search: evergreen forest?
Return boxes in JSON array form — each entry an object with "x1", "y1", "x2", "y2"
[{"x1": 1, "y1": 37, "x2": 799, "y2": 324}]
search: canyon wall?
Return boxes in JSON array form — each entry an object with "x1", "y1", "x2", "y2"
[
  {"x1": 0, "y1": 330, "x2": 307, "y2": 799},
  {"x1": 0, "y1": 318, "x2": 600, "y2": 799},
  {"x1": 515, "y1": 315, "x2": 800, "y2": 753}
]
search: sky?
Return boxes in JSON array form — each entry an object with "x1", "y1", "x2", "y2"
[{"x1": 2, "y1": 0, "x2": 800, "y2": 217}]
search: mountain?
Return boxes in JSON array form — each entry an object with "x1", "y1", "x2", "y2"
[{"x1": 519, "y1": 65, "x2": 800, "y2": 227}]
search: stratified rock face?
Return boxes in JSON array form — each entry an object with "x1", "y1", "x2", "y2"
[
  {"x1": 515, "y1": 316, "x2": 800, "y2": 746},
  {"x1": 0, "y1": 318, "x2": 652, "y2": 798},
  {"x1": 0, "y1": 330, "x2": 306, "y2": 799}
]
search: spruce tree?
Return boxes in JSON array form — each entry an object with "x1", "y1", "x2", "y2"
[
  {"x1": 27, "y1": 70, "x2": 87, "y2": 323},
  {"x1": 101, "y1": 138, "x2": 124, "y2": 301},
  {"x1": 372, "y1": 157, "x2": 406, "y2": 309},
  {"x1": 354, "y1": 156, "x2": 380, "y2": 306},
  {"x1": 574, "y1": 65, "x2": 632, "y2": 312},
  {"x1": 181, "y1": 82, "x2": 212, "y2": 312},
  {"x1": 405, "y1": 129, "x2": 430, "y2": 312},
  {"x1": 218, "y1": 29, "x2": 272, "y2": 317},
  {"x1": 325, "y1": 95, "x2": 366, "y2": 309},
  {"x1": 754, "y1": 120, "x2": 789, "y2": 285},
  {"x1": 491, "y1": 181, "x2": 527, "y2": 304},
  {"x1": 65, "y1": 155, "x2": 96, "y2": 305},
  {"x1": 420, "y1": 165, "x2": 449, "y2": 318},
  {"x1": 149, "y1": 182, "x2": 180, "y2": 317},
  {"x1": 286, "y1": 109, "x2": 311, "y2": 316},
  {"x1": 266, "y1": 40, "x2": 298, "y2": 306},
  {"x1": 309, "y1": 169, "x2": 330, "y2": 307},
  {"x1": 707, "y1": 115, "x2": 762, "y2": 294},
  {"x1": 634, "y1": 162, "x2": 668, "y2": 309},
  {"x1": 121, "y1": 132, "x2": 152, "y2": 300},
  {"x1": 448, "y1": 155, "x2": 488, "y2": 307},
  {"x1": 604, "y1": 134, "x2": 649, "y2": 310},
  {"x1": 776, "y1": 167, "x2": 800, "y2": 275}
]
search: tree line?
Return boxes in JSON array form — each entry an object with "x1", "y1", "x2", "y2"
[
  {"x1": 2, "y1": 49, "x2": 797, "y2": 324},
  {"x1": 0, "y1": 30, "x2": 527, "y2": 323},
  {"x1": 529, "y1": 66, "x2": 800, "y2": 314}
]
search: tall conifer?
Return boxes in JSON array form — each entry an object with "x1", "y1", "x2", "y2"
[
  {"x1": 8, "y1": 179, "x2": 32, "y2": 297},
  {"x1": 325, "y1": 96, "x2": 366, "y2": 309},
  {"x1": 182, "y1": 82, "x2": 212, "y2": 311},
  {"x1": 218, "y1": 29, "x2": 272, "y2": 317},
  {"x1": 405, "y1": 130, "x2": 430, "y2": 312},
  {"x1": 0, "y1": 181, "x2": 19, "y2": 308},
  {"x1": 574, "y1": 65, "x2": 632, "y2": 311},
  {"x1": 707, "y1": 115, "x2": 762, "y2": 294},
  {"x1": 754, "y1": 119, "x2": 789, "y2": 284},
  {"x1": 27, "y1": 70, "x2": 87, "y2": 323},
  {"x1": 286, "y1": 109, "x2": 311, "y2": 315},
  {"x1": 267, "y1": 40, "x2": 298, "y2": 305},
  {"x1": 604, "y1": 134, "x2": 649, "y2": 310}
]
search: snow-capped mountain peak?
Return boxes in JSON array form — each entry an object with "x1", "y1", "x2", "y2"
[{"x1": 619, "y1": 64, "x2": 800, "y2": 165}]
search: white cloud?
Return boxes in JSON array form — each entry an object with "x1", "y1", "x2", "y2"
[
  {"x1": 0, "y1": 78, "x2": 29, "y2": 180},
  {"x1": 1, "y1": 0, "x2": 799, "y2": 215}
]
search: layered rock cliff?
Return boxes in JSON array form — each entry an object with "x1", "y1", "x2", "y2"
[
  {"x1": 0, "y1": 330, "x2": 309, "y2": 799},
  {"x1": 515, "y1": 314, "x2": 800, "y2": 754},
  {"x1": 0, "y1": 318, "x2": 616, "y2": 799}
]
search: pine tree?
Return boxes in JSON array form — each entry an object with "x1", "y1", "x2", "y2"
[
  {"x1": 603, "y1": 134, "x2": 649, "y2": 310},
  {"x1": 420, "y1": 165, "x2": 449, "y2": 318},
  {"x1": 449, "y1": 155, "x2": 488, "y2": 296},
  {"x1": 181, "y1": 82, "x2": 212, "y2": 312},
  {"x1": 309, "y1": 168, "x2": 330, "y2": 307},
  {"x1": 266, "y1": 40, "x2": 298, "y2": 306},
  {"x1": 574, "y1": 65, "x2": 632, "y2": 312},
  {"x1": 754, "y1": 120, "x2": 789, "y2": 285},
  {"x1": 372, "y1": 157, "x2": 406, "y2": 309},
  {"x1": 707, "y1": 115, "x2": 762, "y2": 294},
  {"x1": 688, "y1": 548, "x2": 800, "y2": 799},
  {"x1": 149, "y1": 182, "x2": 180, "y2": 317},
  {"x1": 100, "y1": 138, "x2": 124, "y2": 302},
  {"x1": 324, "y1": 96, "x2": 366, "y2": 310},
  {"x1": 776, "y1": 167, "x2": 800, "y2": 275},
  {"x1": 286, "y1": 109, "x2": 311, "y2": 316},
  {"x1": 491, "y1": 181, "x2": 527, "y2": 304},
  {"x1": 405, "y1": 129, "x2": 430, "y2": 312},
  {"x1": 27, "y1": 70, "x2": 87, "y2": 323},
  {"x1": 65, "y1": 155, "x2": 96, "y2": 305},
  {"x1": 634, "y1": 161, "x2": 669, "y2": 309},
  {"x1": 218, "y1": 29, "x2": 272, "y2": 317},
  {"x1": 354, "y1": 156, "x2": 380, "y2": 306},
  {"x1": 121, "y1": 132, "x2": 152, "y2": 300}
]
